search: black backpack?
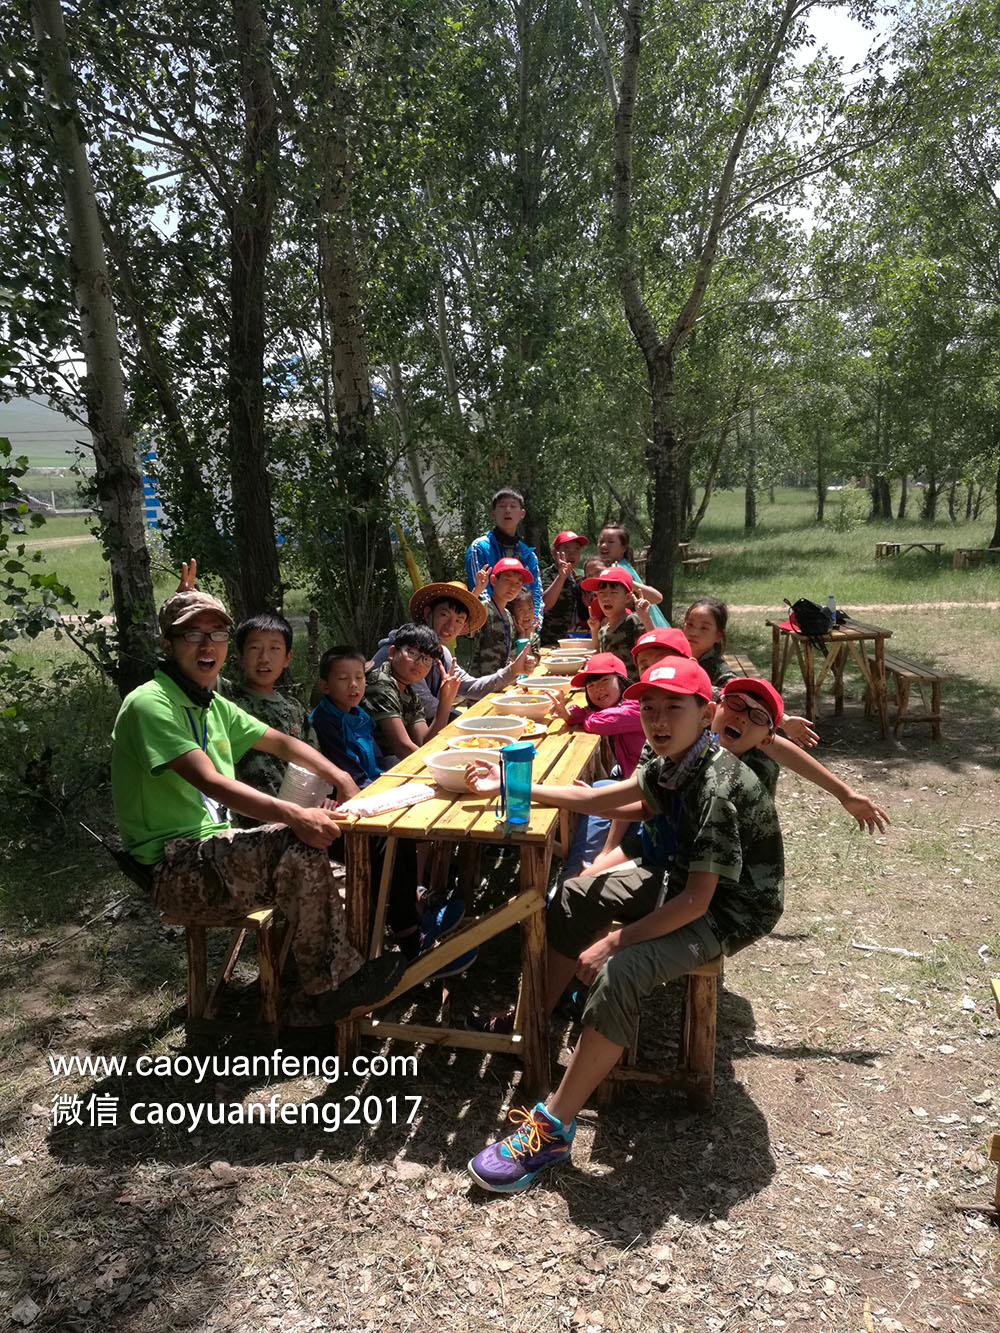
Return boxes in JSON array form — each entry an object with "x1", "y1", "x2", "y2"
[{"x1": 785, "y1": 598, "x2": 834, "y2": 636}]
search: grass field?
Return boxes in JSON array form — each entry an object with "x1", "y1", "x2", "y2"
[{"x1": 2, "y1": 486, "x2": 1000, "y2": 1331}]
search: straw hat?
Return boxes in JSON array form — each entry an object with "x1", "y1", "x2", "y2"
[{"x1": 408, "y1": 580, "x2": 488, "y2": 635}]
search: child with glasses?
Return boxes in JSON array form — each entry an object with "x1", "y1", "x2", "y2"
[
  {"x1": 713, "y1": 678, "x2": 888, "y2": 830},
  {"x1": 362, "y1": 622, "x2": 461, "y2": 760}
]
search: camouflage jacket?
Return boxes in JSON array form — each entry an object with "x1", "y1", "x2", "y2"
[
  {"x1": 698, "y1": 648, "x2": 735, "y2": 688},
  {"x1": 217, "y1": 677, "x2": 316, "y2": 799},
  {"x1": 361, "y1": 661, "x2": 425, "y2": 751},
  {"x1": 467, "y1": 598, "x2": 516, "y2": 678},
  {"x1": 539, "y1": 564, "x2": 588, "y2": 646},
  {"x1": 637, "y1": 745, "x2": 784, "y2": 952},
  {"x1": 598, "y1": 612, "x2": 644, "y2": 681}
]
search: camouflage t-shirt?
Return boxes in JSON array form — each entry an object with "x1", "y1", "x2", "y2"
[
  {"x1": 698, "y1": 648, "x2": 735, "y2": 688},
  {"x1": 467, "y1": 599, "x2": 516, "y2": 678},
  {"x1": 598, "y1": 612, "x2": 644, "y2": 682},
  {"x1": 739, "y1": 746, "x2": 780, "y2": 800},
  {"x1": 540, "y1": 564, "x2": 588, "y2": 646},
  {"x1": 361, "y1": 661, "x2": 425, "y2": 751},
  {"x1": 218, "y1": 678, "x2": 316, "y2": 799},
  {"x1": 637, "y1": 746, "x2": 784, "y2": 952}
]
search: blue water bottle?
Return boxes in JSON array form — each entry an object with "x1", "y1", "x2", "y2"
[{"x1": 498, "y1": 741, "x2": 536, "y2": 825}]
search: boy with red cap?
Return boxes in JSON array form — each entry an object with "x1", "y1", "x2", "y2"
[
  {"x1": 714, "y1": 678, "x2": 888, "y2": 831},
  {"x1": 464, "y1": 658, "x2": 784, "y2": 1191},
  {"x1": 581, "y1": 566, "x2": 654, "y2": 681},
  {"x1": 540, "y1": 530, "x2": 590, "y2": 646},
  {"x1": 467, "y1": 557, "x2": 534, "y2": 678}
]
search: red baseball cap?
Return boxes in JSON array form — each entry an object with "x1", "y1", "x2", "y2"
[
  {"x1": 569, "y1": 652, "x2": 628, "y2": 687},
  {"x1": 491, "y1": 557, "x2": 533, "y2": 584},
  {"x1": 719, "y1": 677, "x2": 784, "y2": 730},
  {"x1": 553, "y1": 530, "x2": 588, "y2": 549},
  {"x1": 580, "y1": 565, "x2": 634, "y2": 593},
  {"x1": 623, "y1": 659, "x2": 713, "y2": 703},
  {"x1": 631, "y1": 627, "x2": 692, "y2": 662}
]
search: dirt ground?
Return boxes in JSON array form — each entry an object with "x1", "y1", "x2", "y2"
[{"x1": 2, "y1": 617, "x2": 999, "y2": 1332}]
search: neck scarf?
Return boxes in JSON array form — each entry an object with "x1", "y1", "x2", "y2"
[
  {"x1": 157, "y1": 658, "x2": 214, "y2": 708},
  {"x1": 313, "y1": 696, "x2": 381, "y2": 783},
  {"x1": 655, "y1": 727, "x2": 718, "y2": 792}
]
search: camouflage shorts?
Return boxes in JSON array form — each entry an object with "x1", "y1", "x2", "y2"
[
  {"x1": 548, "y1": 862, "x2": 722, "y2": 1048},
  {"x1": 152, "y1": 824, "x2": 363, "y2": 995}
]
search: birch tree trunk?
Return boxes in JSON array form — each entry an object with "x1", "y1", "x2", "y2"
[
  {"x1": 228, "y1": 0, "x2": 282, "y2": 617},
  {"x1": 30, "y1": 0, "x2": 155, "y2": 697},
  {"x1": 612, "y1": 0, "x2": 800, "y2": 607}
]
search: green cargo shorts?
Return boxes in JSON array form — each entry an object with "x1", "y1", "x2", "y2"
[{"x1": 548, "y1": 862, "x2": 723, "y2": 1049}]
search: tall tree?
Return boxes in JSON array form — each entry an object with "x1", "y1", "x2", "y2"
[{"x1": 28, "y1": 0, "x2": 154, "y2": 695}]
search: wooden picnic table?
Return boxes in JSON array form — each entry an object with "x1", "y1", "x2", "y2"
[
  {"x1": 767, "y1": 615, "x2": 893, "y2": 740},
  {"x1": 334, "y1": 669, "x2": 600, "y2": 1099},
  {"x1": 876, "y1": 539, "x2": 944, "y2": 558},
  {"x1": 953, "y1": 547, "x2": 1000, "y2": 570}
]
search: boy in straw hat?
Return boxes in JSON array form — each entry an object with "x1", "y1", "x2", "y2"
[{"x1": 369, "y1": 576, "x2": 531, "y2": 722}]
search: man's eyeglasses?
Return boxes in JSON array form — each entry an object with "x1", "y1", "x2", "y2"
[
  {"x1": 400, "y1": 646, "x2": 435, "y2": 669},
  {"x1": 173, "y1": 629, "x2": 230, "y2": 645},
  {"x1": 724, "y1": 694, "x2": 772, "y2": 729}
]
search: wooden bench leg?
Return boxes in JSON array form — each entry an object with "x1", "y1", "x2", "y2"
[
  {"x1": 681, "y1": 969, "x2": 718, "y2": 1110},
  {"x1": 931, "y1": 680, "x2": 941, "y2": 740},
  {"x1": 989, "y1": 1134, "x2": 1000, "y2": 1210},
  {"x1": 894, "y1": 675, "x2": 909, "y2": 740},
  {"x1": 256, "y1": 915, "x2": 280, "y2": 1036}
]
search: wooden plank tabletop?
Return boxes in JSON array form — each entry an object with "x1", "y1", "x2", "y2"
[
  {"x1": 767, "y1": 617, "x2": 892, "y2": 642},
  {"x1": 338, "y1": 655, "x2": 599, "y2": 843}
]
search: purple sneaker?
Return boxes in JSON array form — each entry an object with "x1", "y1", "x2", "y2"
[{"x1": 467, "y1": 1103, "x2": 575, "y2": 1193}]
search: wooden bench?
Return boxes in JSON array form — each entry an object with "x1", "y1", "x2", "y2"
[
  {"x1": 875, "y1": 540, "x2": 900, "y2": 558},
  {"x1": 866, "y1": 650, "x2": 946, "y2": 740},
  {"x1": 681, "y1": 556, "x2": 710, "y2": 575},
  {"x1": 724, "y1": 651, "x2": 759, "y2": 678},
  {"x1": 595, "y1": 956, "x2": 723, "y2": 1111},
  {"x1": 953, "y1": 547, "x2": 1000, "y2": 570},
  {"x1": 159, "y1": 907, "x2": 292, "y2": 1038}
]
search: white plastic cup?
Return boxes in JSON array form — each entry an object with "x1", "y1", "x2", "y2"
[{"x1": 277, "y1": 763, "x2": 331, "y2": 808}]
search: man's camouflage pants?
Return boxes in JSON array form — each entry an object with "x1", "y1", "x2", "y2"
[{"x1": 152, "y1": 824, "x2": 362, "y2": 995}]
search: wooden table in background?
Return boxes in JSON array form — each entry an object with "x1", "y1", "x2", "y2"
[
  {"x1": 767, "y1": 616, "x2": 894, "y2": 740},
  {"x1": 335, "y1": 681, "x2": 600, "y2": 1099}
]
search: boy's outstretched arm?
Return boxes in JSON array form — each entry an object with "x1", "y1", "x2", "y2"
[
  {"x1": 768, "y1": 735, "x2": 889, "y2": 833},
  {"x1": 465, "y1": 762, "x2": 643, "y2": 815}
]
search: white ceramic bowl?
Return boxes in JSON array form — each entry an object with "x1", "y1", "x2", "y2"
[
  {"x1": 425, "y1": 747, "x2": 502, "y2": 792},
  {"x1": 558, "y1": 637, "x2": 594, "y2": 651},
  {"x1": 447, "y1": 733, "x2": 521, "y2": 752},
  {"x1": 519, "y1": 675, "x2": 573, "y2": 696},
  {"x1": 452, "y1": 714, "x2": 527, "y2": 740},
  {"x1": 492, "y1": 693, "x2": 552, "y2": 721},
  {"x1": 545, "y1": 655, "x2": 588, "y2": 670}
]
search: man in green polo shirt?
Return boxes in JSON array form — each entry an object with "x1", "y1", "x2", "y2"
[{"x1": 111, "y1": 588, "x2": 403, "y2": 1019}]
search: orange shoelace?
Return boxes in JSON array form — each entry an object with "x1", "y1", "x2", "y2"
[{"x1": 503, "y1": 1106, "x2": 558, "y2": 1159}]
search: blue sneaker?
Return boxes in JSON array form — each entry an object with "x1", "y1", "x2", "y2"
[
  {"x1": 468, "y1": 1103, "x2": 575, "y2": 1193},
  {"x1": 420, "y1": 898, "x2": 465, "y2": 946},
  {"x1": 419, "y1": 899, "x2": 478, "y2": 978}
]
